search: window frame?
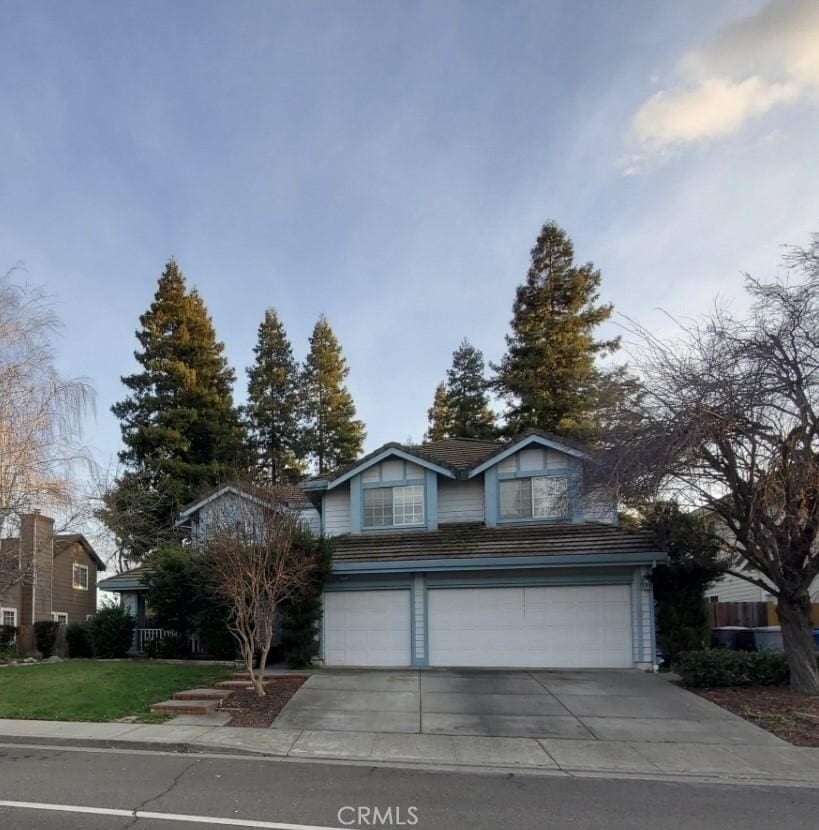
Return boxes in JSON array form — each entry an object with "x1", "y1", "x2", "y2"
[
  {"x1": 1, "y1": 607, "x2": 18, "y2": 628},
  {"x1": 498, "y1": 473, "x2": 570, "y2": 522},
  {"x1": 72, "y1": 562, "x2": 90, "y2": 591},
  {"x1": 51, "y1": 611, "x2": 68, "y2": 625},
  {"x1": 362, "y1": 483, "x2": 426, "y2": 530}
]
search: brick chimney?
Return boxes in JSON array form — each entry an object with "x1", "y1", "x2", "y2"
[{"x1": 19, "y1": 511, "x2": 56, "y2": 624}]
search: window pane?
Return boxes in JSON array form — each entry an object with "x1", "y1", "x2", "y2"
[
  {"x1": 393, "y1": 485, "x2": 424, "y2": 525},
  {"x1": 532, "y1": 476, "x2": 569, "y2": 519},
  {"x1": 499, "y1": 478, "x2": 532, "y2": 519},
  {"x1": 363, "y1": 487, "x2": 393, "y2": 527}
]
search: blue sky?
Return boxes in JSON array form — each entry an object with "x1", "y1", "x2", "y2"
[{"x1": 2, "y1": 0, "x2": 818, "y2": 468}]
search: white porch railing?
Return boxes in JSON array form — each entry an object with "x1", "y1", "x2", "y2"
[{"x1": 132, "y1": 628, "x2": 201, "y2": 655}]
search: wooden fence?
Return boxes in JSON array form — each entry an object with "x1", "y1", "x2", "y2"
[{"x1": 709, "y1": 601, "x2": 768, "y2": 628}]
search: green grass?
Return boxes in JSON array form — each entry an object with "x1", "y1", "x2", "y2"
[{"x1": 0, "y1": 660, "x2": 233, "y2": 722}]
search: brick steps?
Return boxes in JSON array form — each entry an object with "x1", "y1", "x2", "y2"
[
  {"x1": 173, "y1": 688, "x2": 233, "y2": 702},
  {"x1": 151, "y1": 698, "x2": 218, "y2": 715},
  {"x1": 215, "y1": 680, "x2": 255, "y2": 690}
]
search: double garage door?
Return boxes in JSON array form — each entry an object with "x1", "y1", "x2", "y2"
[{"x1": 323, "y1": 585, "x2": 633, "y2": 668}]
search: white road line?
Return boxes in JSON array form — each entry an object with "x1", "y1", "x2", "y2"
[
  {"x1": 0, "y1": 799, "x2": 131, "y2": 817},
  {"x1": 0, "y1": 799, "x2": 345, "y2": 829}
]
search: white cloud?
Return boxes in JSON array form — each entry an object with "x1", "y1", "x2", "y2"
[{"x1": 628, "y1": 0, "x2": 819, "y2": 160}]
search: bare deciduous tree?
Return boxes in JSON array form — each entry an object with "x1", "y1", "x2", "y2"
[
  {"x1": 593, "y1": 235, "x2": 819, "y2": 693},
  {"x1": 0, "y1": 269, "x2": 94, "y2": 595},
  {"x1": 202, "y1": 498, "x2": 317, "y2": 696}
]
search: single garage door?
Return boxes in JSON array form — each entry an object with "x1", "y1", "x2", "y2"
[
  {"x1": 428, "y1": 585, "x2": 632, "y2": 668},
  {"x1": 323, "y1": 589, "x2": 411, "y2": 667}
]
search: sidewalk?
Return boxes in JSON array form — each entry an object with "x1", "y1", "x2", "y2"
[{"x1": 1, "y1": 718, "x2": 818, "y2": 786}]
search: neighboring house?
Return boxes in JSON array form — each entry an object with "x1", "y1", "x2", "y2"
[
  {"x1": 99, "y1": 483, "x2": 321, "y2": 628},
  {"x1": 694, "y1": 507, "x2": 819, "y2": 604},
  {"x1": 101, "y1": 431, "x2": 665, "y2": 669},
  {"x1": 0, "y1": 511, "x2": 105, "y2": 629}
]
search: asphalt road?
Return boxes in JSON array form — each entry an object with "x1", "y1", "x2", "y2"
[{"x1": 0, "y1": 744, "x2": 816, "y2": 830}]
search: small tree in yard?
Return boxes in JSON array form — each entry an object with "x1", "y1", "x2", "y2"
[
  {"x1": 594, "y1": 235, "x2": 819, "y2": 693},
  {"x1": 640, "y1": 502, "x2": 726, "y2": 664},
  {"x1": 202, "y1": 502, "x2": 318, "y2": 696}
]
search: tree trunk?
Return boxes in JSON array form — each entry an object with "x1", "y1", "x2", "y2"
[
  {"x1": 777, "y1": 589, "x2": 819, "y2": 695},
  {"x1": 254, "y1": 644, "x2": 270, "y2": 697}
]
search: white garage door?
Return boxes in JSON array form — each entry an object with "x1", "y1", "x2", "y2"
[
  {"x1": 323, "y1": 590, "x2": 411, "y2": 667},
  {"x1": 428, "y1": 585, "x2": 633, "y2": 668}
]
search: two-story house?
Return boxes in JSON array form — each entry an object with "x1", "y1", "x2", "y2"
[
  {"x1": 0, "y1": 511, "x2": 105, "y2": 629},
  {"x1": 304, "y1": 430, "x2": 663, "y2": 670},
  {"x1": 100, "y1": 431, "x2": 664, "y2": 669}
]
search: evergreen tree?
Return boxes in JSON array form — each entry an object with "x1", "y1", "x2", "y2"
[
  {"x1": 301, "y1": 315, "x2": 365, "y2": 474},
  {"x1": 109, "y1": 259, "x2": 246, "y2": 558},
  {"x1": 426, "y1": 340, "x2": 496, "y2": 440},
  {"x1": 244, "y1": 308, "x2": 304, "y2": 485},
  {"x1": 425, "y1": 382, "x2": 453, "y2": 441},
  {"x1": 494, "y1": 221, "x2": 620, "y2": 439}
]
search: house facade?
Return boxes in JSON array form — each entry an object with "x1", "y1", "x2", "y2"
[
  {"x1": 306, "y1": 431, "x2": 663, "y2": 670},
  {"x1": 0, "y1": 512, "x2": 105, "y2": 629},
  {"x1": 100, "y1": 431, "x2": 665, "y2": 669}
]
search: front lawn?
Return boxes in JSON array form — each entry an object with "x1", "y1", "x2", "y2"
[{"x1": 0, "y1": 660, "x2": 233, "y2": 722}]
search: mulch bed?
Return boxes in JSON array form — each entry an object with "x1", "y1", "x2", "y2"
[
  {"x1": 696, "y1": 686, "x2": 819, "y2": 746},
  {"x1": 218, "y1": 676, "x2": 307, "y2": 728}
]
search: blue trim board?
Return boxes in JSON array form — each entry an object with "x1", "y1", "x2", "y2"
[
  {"x1": 422, "y1": 579, "x2": 429, "y2": 668},
  {"x1": 350, "y1": 474, "x2": 362, "y2": 533},
  {"x1": 484, "y1": 466, "x2": 498, "y2": 527},
  {"x1": 647, "y1": 572, "x2": 657, "y2": 664},
  {"x1": 467, "y1": 434, "x2": 588, "y2": 478},
  {"x1": 326, "y1": 447, "x2": 456, "y2": 489},
  {"x1": 97, "y1": 581, "x2": 146, "y2": 592},
  {"x1": 425, "y1": 469, "x2": 438, "y2": 530},
  {"x1": 331, "y1": 551, "x2": 665, "y2": 574}
]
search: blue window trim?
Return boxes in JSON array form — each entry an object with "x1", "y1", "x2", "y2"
[
  {"x1": 354, "y1": 462, "x2": 431, "y2": 533},
  {"x1": 496, "y1": 468, "x2": 578, "y2": 524}
]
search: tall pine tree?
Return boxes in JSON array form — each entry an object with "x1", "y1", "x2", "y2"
[
  {"x1": 109, "y1": 259, "x2": 246, "y2": 559},
  {"x1": 301, "y1": 315, "x2": 365, "y2": 474},
  {"x1": 427, "y1": 340, "x2": 496, "y2": 440},
  {"x1": 494, "y1": 221, "x2": 619, "y2": 439},
  {"x1": 425, "y1": 382, "x2": 453, "y2": 441},
  {"x1": 244, "y1": 308, "x2": 305, "y2": 485}
]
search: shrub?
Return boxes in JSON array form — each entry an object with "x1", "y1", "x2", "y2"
[
  {"x1": 34, "y1": 620, "x2": 60, "y2": 658},
  {"x1": 280, "y1": 535, "x2": 333, "y2": 668},
  {"x1": 87, "y1": 605, "x2": 135, "y2": 658},
  {"x1": 65, "y1": 622, "x2": 93, "y2": 658},
  {"x1": 142, "y1": 633, "x2": 190, "y2": 659},
  {"x1": 0, "y1": 624, "x2": 17, "y2": 650},
  {"x1": 679, "y1": 649, "x2": 790, "y2": 688}
]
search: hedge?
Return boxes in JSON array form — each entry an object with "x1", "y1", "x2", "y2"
[{"x1": 678, "y1": 649, "x2": 790, "y2": 688}]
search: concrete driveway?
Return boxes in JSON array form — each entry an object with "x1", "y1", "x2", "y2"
[{"x1": 272, "y1": 669, "x2": 783, "y2": 746}]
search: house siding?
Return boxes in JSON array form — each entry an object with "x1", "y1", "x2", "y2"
[
  {"x1": 324, "y1": 485, "x2": 352, "y2": 536},
  {"x1": 438, "y1": 477, "x2": 484, "y2": 524},
  {"x1": 51, "y1": 543, "x2": 98, "y2": 624}
]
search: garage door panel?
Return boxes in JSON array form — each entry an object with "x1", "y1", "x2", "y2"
[
  {"x1": 323, "y1": 590, "x2": 411, "y2": 667},
  {"x1": 428, "y1": 585, "x2": 633, "y2": 668}
]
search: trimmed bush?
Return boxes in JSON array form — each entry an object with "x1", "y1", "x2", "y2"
[
  {"x1": 87, "y1": 606, "x2": 135, "y2": 658},
  {"x1": 33, "y1": 620, "x2": 60, "y2": 658},
  {"x1": 679, "y1": 649, "x2": 790, "y2": 688},
  {"x1": 65, "y1": 622, "x2": 93, "y2": 658},
  {"x1": 0, "y1": 625, "x2": 17, "y2": 650}
]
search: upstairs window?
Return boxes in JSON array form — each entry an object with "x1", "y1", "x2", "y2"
[
  {"x1": 72, "y1": 562, "x2": 89, "y2": 590},
  {"x1": 363, "y1": 485, "x2": 425, "y2": 528},
  {"x1": 499, "y1": 476, "x2": 568, "y2": 521}
]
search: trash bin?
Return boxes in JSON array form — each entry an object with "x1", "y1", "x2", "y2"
[
  {"x1": 753, "y1": 626, "x2": 784, "y2": 651},
  {"x1": 711, "y1": 627, "x2": 755, "y2": 650}
]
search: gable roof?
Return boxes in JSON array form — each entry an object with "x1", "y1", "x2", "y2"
[
  {"x1": 175, "y1": 482, "x2": 313, "y2": 525},
  {"x1": 98, "y1": 562, "x2": 153, "y2": 592},
  {"x1": 53, "y1": 534, "x2": 106, "y2": 571},
  {"x1": 304, "y1": 429, "x2": 589, "y2": 490}
]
